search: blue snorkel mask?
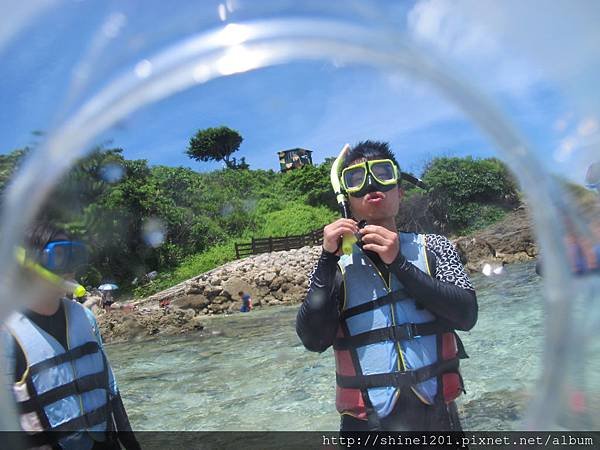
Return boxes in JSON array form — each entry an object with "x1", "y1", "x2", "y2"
[{"x1": 40, "y1": 240, "x2": 88, "y2": 274}]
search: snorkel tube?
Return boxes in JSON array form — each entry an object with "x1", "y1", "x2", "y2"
[
  {"x1": 400, "y1": 172, "x2": 427, "y2": 190},
  {"x1": 15, "y1": 247, "x2": 87, "y2": 298},
  {"x1": 330, "y1": 144, "x2": 357, "y2": 255}
]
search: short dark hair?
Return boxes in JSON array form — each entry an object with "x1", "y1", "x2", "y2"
[
  {"x1": 343, "y1": 140, "x2": 400, "y2": 171},
  {"x1": 238, "y1": 291, "x2": 244, "y2": 296},
  {"x1": 24, "y1": 221, "x2": 69, "y2": 256}
]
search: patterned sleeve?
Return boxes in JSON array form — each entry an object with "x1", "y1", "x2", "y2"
[{"x1": 425, "y1": 234, "x2": 475, "y2": 291}]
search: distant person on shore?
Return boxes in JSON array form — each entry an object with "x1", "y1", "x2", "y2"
[
  {"x1": 296, "y1": 141, "x2": 477, "y2": 432},
  {"x1": 101, "y1": 290, "x2": 115, "y2": 311},
  {"x1": 239, "y1": 291, "x2": 253, "y2": 313},
  {"x1": 159, "y1": 298, "x2": 171, "y2": 309},
  {"x1": 1, "y1": 220, "x2": 140, "y2": 449}
]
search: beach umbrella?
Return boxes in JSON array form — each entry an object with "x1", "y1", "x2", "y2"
[{"x1": 98, "y1": 283, "x2": 119, "y2": 291}]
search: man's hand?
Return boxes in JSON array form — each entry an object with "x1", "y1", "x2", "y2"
[
  {"x1": 323, "y1": 218, "x2": 358, "y2": 255},
  {"x1": 359, "y1": 225, "x2": 400, "y2": 264}
]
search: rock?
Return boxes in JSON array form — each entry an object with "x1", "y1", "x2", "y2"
[
  {"x1": 213, "y1": 295, "x2": 229, "y2": 304},
  {"x1": 204, "y1": 285, "x2": 222, "y2": 298},
  {"x1": 96, "y1": 307, "x2": 205, "y2": 344},
  {"x1": 172, "y1": 294, "x2": 210, "y2": 311},
  {"x1": 270, "y1": 277, "x2": 282, "y2": 291},
  {"x1": 262, "y1": 271, "x2": 276, "y2": 284},
  {"x1": 222, "y1": 278, "x2": 254, "y2": 300},
  {"x1": 454, "y1": 237, "x2": 497, "y2": 270},
  {"x1": 184, "y1": 284, "x2": 204, "y2": 295},
  {"x1": 453, "y1": 207, "x2": 537, "y2": 271}
]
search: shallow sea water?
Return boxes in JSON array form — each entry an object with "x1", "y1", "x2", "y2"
[{"x1": 106, "y1": 261, "x2": 598, "y2": 431}]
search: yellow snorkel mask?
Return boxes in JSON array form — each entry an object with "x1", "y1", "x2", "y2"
[{"x1": 341, "y1": 159, "x2": 400, "y2": 198}]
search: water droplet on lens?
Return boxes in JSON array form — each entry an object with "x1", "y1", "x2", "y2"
[
  {"x1": 221, "y1": 203, "x2": 234, "y2": 216},
  {"x1": 135, "y1": 59, "x2": 153, "y2": 79},
  {"x1": 142, "y1": 218, "x2": 166, "y2": 248},
  {"x1": 100, "y1": 163, "x2": 124, "y2": 183},
  {"x1": 242, "y1": 198, "x2": 257, "y2": 212},
  {"x1": 482, "y1": 262, "x2": 504, "y2": 276},
  {"x1": 482, "y1": 263, "x2": 492, "y2": 276}
]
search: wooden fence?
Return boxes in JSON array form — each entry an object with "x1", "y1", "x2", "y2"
[{"x1": 234, "y1": 229, "x2": 323, "y2": 259}]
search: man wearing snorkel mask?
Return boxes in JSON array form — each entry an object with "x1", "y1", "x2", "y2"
[
  {"x1": 1, "y1": 221, "x2": 140, "y2": 450},
  {"x1": 296, "y1": 141, "x2": 477, "y2": 432}
]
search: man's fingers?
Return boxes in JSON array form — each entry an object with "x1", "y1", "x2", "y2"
[
  {"x1": 360, "y1": 233, "x2": 390, "y2": 246},
  {"x1": 361, "y1": 224, "x2": 391, "y2": 235},
  {"x1": 338, "y1": 219, "x2": 359, "y2": 231},
  {"x1": 362, "y1": 243, "x2": 386, "y2": 253},
  {"x1": 329, "y1": 224, "x2": 358, "y2": 236},
  {"x1": 326, "y1": 220, "x2": 357, "y2": 232}
]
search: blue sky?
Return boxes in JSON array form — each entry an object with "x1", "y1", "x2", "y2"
[{"x1": 1, "y1": 0, "x2": 597, "y2": 180}]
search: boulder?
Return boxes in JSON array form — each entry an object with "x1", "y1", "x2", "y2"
[{"x1": 172, "y1": 294, "x2": 210, "y2": 311}]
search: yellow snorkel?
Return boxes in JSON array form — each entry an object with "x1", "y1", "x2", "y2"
[
  {"x1": 330, "y1": 143, "x2": 357, "y2": 255},
  {"x1": 15, "y1": 247, "x2": 87, "y2": 298}
]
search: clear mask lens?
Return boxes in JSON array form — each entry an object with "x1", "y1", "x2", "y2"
[
  {"x1": 371, "y1": 161, "x2": 396, "y2": 183},
  {"x1": 344, "y1": 166, "x2": 367, "y2": 190}
]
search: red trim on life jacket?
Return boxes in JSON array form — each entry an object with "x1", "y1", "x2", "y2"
[
  {"x1": 441, "y1": 332, "x2": 458, "y2": 361},
  {"x1": 334, "y1": 327, "x2": 367, "y2": 419},
  {"x1": 442, "y1": 373, "x2": 462, "y2": 403},
  {"x1": 440, "y1": 332, "x2": 462, "y2": 403}
]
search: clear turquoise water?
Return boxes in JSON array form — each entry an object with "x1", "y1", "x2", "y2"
[{"x1": 105, "y1": 261, "x2": 598, "y2": 431}]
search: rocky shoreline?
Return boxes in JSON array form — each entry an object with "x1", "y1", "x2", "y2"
[
  {"x1": 98, "y1": 207, "x2": 537, "y2": 343},
  {"x1": 453, "y1": 205, "x2": 537, "y2": 271}
]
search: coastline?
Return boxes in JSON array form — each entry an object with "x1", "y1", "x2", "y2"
[{"x1": 98, "y1": 207, "x2": 537, "y2": 343}]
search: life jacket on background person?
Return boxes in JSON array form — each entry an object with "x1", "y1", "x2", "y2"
[
  {"x1": 334, "y1": 232, "x2": 467, "y2": 422},
  {"x1": 4, "y1": 299, "x2": 112, "y2": 450}
]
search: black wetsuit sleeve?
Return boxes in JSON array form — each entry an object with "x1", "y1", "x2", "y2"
[
  {"x1": 388, "y1": 235, "x2": 478, "y2": 331},
  {"x1": 111, "y1": 393, "x2": 141, "y2": 450},
  {"x1": 296, "y1": 250, "x2": 343, "y2": 353}
]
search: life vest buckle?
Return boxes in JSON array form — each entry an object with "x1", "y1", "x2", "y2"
[
  {"x1": 392, "y1": 370, "x2": 418, "y2": 387},
  {"x1": 406, "y1": 323, "x2": 418, "y2": 339}
]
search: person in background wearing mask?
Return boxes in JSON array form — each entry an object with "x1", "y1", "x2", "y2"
[{"x1": 1, "y1": 221, "x2": 140, "y2": 450}]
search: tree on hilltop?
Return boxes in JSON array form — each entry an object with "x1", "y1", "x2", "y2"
[{"x1": 186, "y1": 126, "x2": 245, "y2": 169}]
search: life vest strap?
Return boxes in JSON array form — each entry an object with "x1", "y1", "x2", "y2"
[
  {"x1": 340, "y1": 289, "x2": 409, "y2": 320},
  {"x1": 18, "y1": 370, "x2": 109, "y2": 414},
  {"x1": 336, "y1": 358, "x2": 459, "y2": 389},
  {"x1": 28, "y1": 341, "x2": 100, "y2": 376},
  {"x1": 333, "y1": 321, "x2": 449, "y2": 350},
  {"x1": 25, "y1": 403, "x2": 111, "y2": 447},
  {"x1": 53, "y1": 403, "x2": 110, "y2": 432}
]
